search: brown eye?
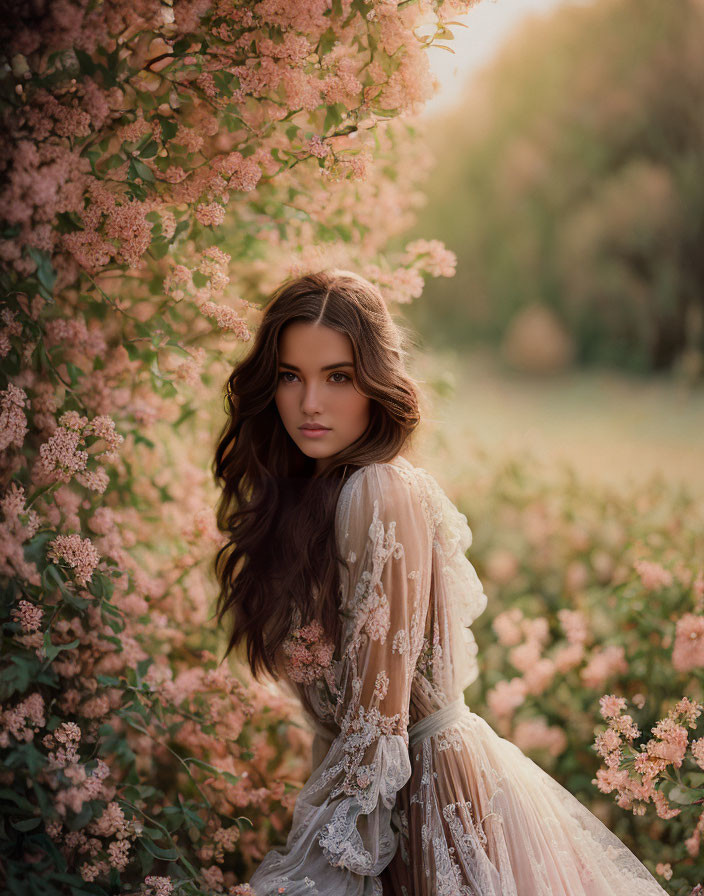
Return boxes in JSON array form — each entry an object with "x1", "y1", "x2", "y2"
[{"x1": 330, "y1": 372, "x2": 351, "y2": 384}]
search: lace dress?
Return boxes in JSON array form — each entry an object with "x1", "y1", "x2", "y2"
[{"x1": 248, "y1": 456, "x2": 668, "y2": 896}]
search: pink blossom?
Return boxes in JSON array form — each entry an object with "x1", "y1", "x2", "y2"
[
  {"x1": 200, "y1": 865, "x2": 224, "y2": 890},
  {"x1": 611, "y1": 713, "x2": 641, "y2": 742},
  {"x1": 633, "y1": 558, "x2": 674, "y2": 591},
  {"x1": 594, "y1": 727, "x2": 622, "y2": 760},
  {"x1": 107, "y1": 839, "x2": 130, "y2": 870},
  {"x1": 1, "y1": 482, "x2": 40, "y2": 540},
  {"x1": 105, "y1": 202, "x2": 151, "y2": 268},
  {"x1": 672, "y1": 613, "x2": 704, "y2": 672},
  {"x1": 655, "y1": 863, "x2": 673, "y2": 880},
  {"x1": 599, "y1": 694, "x2": 627, "y2": 720},
  {"x1": 487, "y1": 677, "x2": 526, "y2": 719},
  {"x1": 198, "y1": 247, "x2": 231, "y2": 276},
  {"x1": 580, "y1": 645, "x2": 627, "y2": 690},
  {"x1": 670, "y1": 696, "x2": 703, "y2": 727},
  {"x1": 47, "y1": 533, "x2": 100, "y2": 586},
  {"x1": 164, "y1": 165, "x2": 187, "y2": 183},
  {"x1": 557, "y1": 608, "x2": 589, "y2": 645},
  {"x1": 55, "y1": 721, "x2": 81, "y2": 744},
  {"x1": 63, "y1": 230, "x2": 114, "y2": 272},
  {"x1": 143, "y1": 877, "x2": 174, "y2": 896},
  {"x1": 652, "y1": 790, "x2": 681, "y2": 820},
  {"x1": 82, "y1": 694, "x2": 111, "y2": 718},
  {"x1": 195, "y1": 203, "x2": 226, "y2": 227},
  {"x1": 86, "y1": 414, "x2": 123, "y2": 459},
  {"x1": 513, "y1": 717, "x2": 567, "y2": 757},
  {"x1": 89, "y1": 801, "x2": 129, "y2": 839},
  {"x1": 523, "y1": 657, "x2": 556, "y2": 695},
  {"x1": 198, "y1": 301, "x2": 251, "y2": 340},
  {"x1": 509, "y1": 639, "x2": 542, "y2": 673},
  {"x1": 647, "y1": 718, "x2": 689, "y2": 768},
  {"x1": 492, "y1": 607, "x2": 524, "y2": 646},
  {"x1": 1, "y1": 692, "x2": 45, "y2": 744},
  {"x1": 75, "y1": 467, "x2": 110, "y2": 493},
  {"x1": 402, "y1": 238, "x2": 456, "y2": 277},
  {"x1": 0, "y1": 383, "x2": 29, "y2": 450},
  {"x1": 216, "y1": 152, "x2": 261, "y2": 191},
  {"x1": 37, "y1": 426, "x2": 88, "y2": 482},
  {"x1": 553, "y1": 641, "x2": 585, "y2": 672},
  {"x1": 11, "y1": 599, "x2": 43, "y2": 633},
  {"x1": 485, "y1": 549, "x2": 519, "y2": 587}
]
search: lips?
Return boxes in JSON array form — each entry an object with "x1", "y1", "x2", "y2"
[{"x1": 300, "y1": 424, "x2": 330, "y2": 431}]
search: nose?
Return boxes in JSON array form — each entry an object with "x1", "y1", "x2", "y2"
[{"x1": 300, "y1": 381, "x2": 324, "y2": 416}]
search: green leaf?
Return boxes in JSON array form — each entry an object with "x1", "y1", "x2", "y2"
[
  {"x1": 42, "y1": 635, "x2": 80, "y2": 664},
  {"x1": 74, "y1": 49, "x2": 96, "y2": 75},
  {"x1": 669, "y1": 785, "x2": 697, "y2": 805},
  {"x1": 0, "y1": 789, "x2": 36, "y2": 812},
  {"x1": 182, "y1": 757, "x2": 241, "y2": 787},
  {"x1": 26, "y1": 249, "x2": 56, "y2": 299},
  {"x1": 149, "y1": 238, "x2": 171, "y2": 259},
  {"x1": 12, "y1": 817, "x2": 42, "y2": 832},
  {"x1": 160, "y1": 117, "x2": 178, "y2": 141},
  {"x1": 128, "y1": 157, "x2": 155, "y2": 183},
  {"x1": 0, "y1": 656, "x2": 33, "y2": 701},
  {"x1": 140, "y1": 836, "x2": 180, "y2": 861},
  {"x1": 318, "y1": 27, "x2": 338, "y2": 57},
  {"x1": 323, "y1": 103, "x2": 345, "y2": 133},
  {"x1": 140, "y1": 139, "x2": 159, "y2": 160}
]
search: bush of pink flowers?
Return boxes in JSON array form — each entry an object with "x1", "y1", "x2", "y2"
[
  {"x1": 456, "y1": 448, "x2": 704, "y2": 895},
  {"x1": 0, "y1": 0, "x2": 470, "y2": 892}
]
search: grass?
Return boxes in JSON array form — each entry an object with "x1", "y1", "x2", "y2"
[{"x1": 407, "y1": 347, "x2": 704, "y2": 501}]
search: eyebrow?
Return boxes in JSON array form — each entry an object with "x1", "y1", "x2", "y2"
[{"x1": 278, "y1": 361, "x2": 354, "y2": 371}]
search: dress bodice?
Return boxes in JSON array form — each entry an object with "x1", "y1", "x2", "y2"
[{"x1": 277, "y1": 455, "x2": 488, "y2": 752}]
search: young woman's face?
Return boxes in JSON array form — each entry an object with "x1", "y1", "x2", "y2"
[{"x1": 275, "y1": 321, "x2": 371, "y2": 473}]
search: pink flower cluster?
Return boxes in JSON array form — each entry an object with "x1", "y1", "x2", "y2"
[
  {"x1": 633, "y1": 557, "x2": 674, "y2": 591},
  {"x1": 1, "y1": 482, "x2": 41, "y2": 584},
  {"x1": 142, "y1": 877, "x2": 174, "y2": 896},
  {"x1": 198, "y1": 301, "x2": 252, "y2": 340},
  {"x1": 47, "y1": 533, "x2": 100, "y2": 586},
  {"x1": 0, "y1": 692, "x2": 45, "y2": 747},
  {"x1": 11, "y1": 599, "x2": 43, "y2": 633},
  {"x1": 513, "y1": 716, "x2": 567, "y2": 757},
  {"x1": 580, "y1": 644, "x2": 627, "y2": 690},
  {"x1": 672, "y1": 613, "x2": 704, "y2": 672},
  {"x1": 594, "y1": 694, "x2": 703, "y2": 825},
  {"x1": 0, "y1": 383, "x2": 29, "y2": 451},
  {"x1": 36, "y1": 412, "x2": 122, "y2": 491},
  {"x1": 282, "y1": 619, "x2": 335, "y2": 686},
  {"x1": 401, "y1": 238, "x2": 457, "y2": 278}
]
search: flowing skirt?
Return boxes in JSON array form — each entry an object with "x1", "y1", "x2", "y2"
[{"x1": 380, "y1": 707, "x2": 668, "y2": 896}]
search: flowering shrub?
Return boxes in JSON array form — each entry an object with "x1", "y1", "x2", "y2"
[
  {"x1": 0, "y1": 0, "x2": 472, "y2": 892},
  {"x1": 456, "y1": 447, "x2": 704, "y2": 894}
]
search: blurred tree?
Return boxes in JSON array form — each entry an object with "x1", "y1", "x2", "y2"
[{"x1": 406, "y1": 0, "x2": 704, "y2": 376}]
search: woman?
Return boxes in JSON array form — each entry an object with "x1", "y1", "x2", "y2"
[{"x1": 212, "y1": 270, "x2": 668, "y2": 895}]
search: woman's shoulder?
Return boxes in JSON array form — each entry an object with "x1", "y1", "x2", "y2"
[
  {"x1": 336, "y1": 455, "x2": 442, "y2": 532},
  {"x1": 338, "y1": 455, "x2": 418, "y2": 500}
]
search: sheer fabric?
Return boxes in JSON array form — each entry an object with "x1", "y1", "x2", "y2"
[{"x1": 248, "y1": 457, "x2": 668, "y2": 896}]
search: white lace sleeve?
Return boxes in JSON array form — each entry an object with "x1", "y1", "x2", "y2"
[{"x1": 249, "y1": 463, "x2": 433, "y2": 896}]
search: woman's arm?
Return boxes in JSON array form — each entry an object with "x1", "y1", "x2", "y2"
[{"x1": 248, "y1": 463, "x2": 433, "y2": 895}]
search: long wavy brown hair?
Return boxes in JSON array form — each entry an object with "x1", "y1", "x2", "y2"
[{"x1": 212, "y1": 269, "x2": 421, "y2": 682}]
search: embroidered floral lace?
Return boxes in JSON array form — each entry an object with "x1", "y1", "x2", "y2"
[{"x1": 249, "y1": 458, "x2": 668, "y2": 896}]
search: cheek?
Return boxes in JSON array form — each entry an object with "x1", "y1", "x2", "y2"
[{"x1": 346, "y1": 392, "x2": 370, "y2": 430}]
